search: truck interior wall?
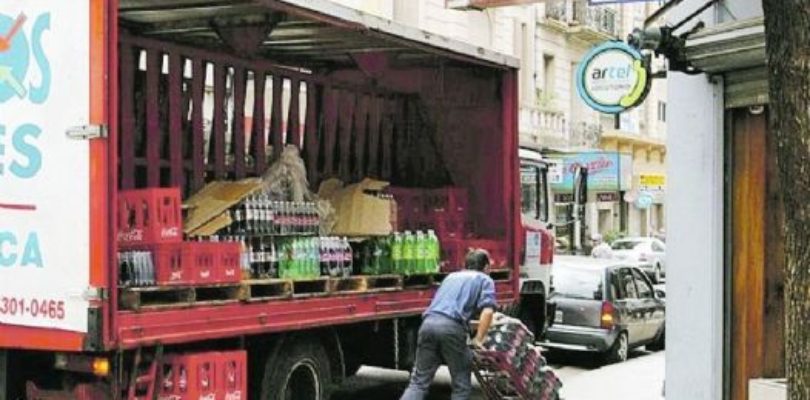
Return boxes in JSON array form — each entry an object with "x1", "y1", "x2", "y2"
[{"x1": 117, "y1": 34, "x2": 510, "y2": 241}]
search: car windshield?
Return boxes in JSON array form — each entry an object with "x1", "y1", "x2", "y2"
[
  {"x1": 612, "y1": 240, "x2": 643, "y2": 250},
  {"x1": 552, "y1": 267, "x2": 604, "y2": 300}
]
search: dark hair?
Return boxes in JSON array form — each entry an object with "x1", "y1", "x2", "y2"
[{"x1": 465, "y1": 248, "x2": 491, "y2": 271}]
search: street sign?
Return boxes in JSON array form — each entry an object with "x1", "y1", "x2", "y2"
[
  {"x1": 576, "y1": 41, "x2": 651, "y2": 114},
  {"x1": 636, "y1": 192, "x2": 654, "y2": 209}
]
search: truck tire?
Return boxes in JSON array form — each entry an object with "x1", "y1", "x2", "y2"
[{"x1": 261, "y1": 338, "x2": 333, "y2": 400}]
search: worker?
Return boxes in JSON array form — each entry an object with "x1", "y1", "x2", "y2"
[{"x1": 400, "y1": 248, "x2": 496, "y2": 400}]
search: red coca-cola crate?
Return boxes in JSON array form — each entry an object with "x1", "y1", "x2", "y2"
[
  {"x1": 118, "y1": 188, "x2": 183, "y2": 247},
  {"x1": 433, "y1": 212, "x2": 466, "y2": 241},
  {"x1": 158, "y1": 353, "x2": 218, "y2": 400},
  {"x1": 152, "y1": 243, "x2": 192, "y2": 286},
  {"x1": 220, "y1": 351, "x2": 247, "y2": 400},
  {"x1": 158, "y1": 351, "x2": 247, "y2": 400},
  {"x1": 184, "y1": 242, "x2": 241, "y2": 285},
  {"x1": 426, "y1": 187, "x2": 468, "y2": 213},
  {"x1": 440, "y1": 239, "x2": 466, "y2": 272}
]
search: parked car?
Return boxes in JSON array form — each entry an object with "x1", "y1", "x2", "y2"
[
  {"x1": 542, "y1": 256, "x2": 666, "y2": 364},
  {"x1": 611, "y1": 237, "x2": 667, "y2": 283}
]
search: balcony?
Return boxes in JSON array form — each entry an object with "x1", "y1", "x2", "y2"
[
  {"x1": 520, "y1": 107, "x2": 603, "y2": 149},
  {"x1": 543, "y1": 0, "x2": 619, "y2": 42}
]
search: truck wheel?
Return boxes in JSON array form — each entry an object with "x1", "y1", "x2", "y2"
[{"x1": 261, "y1": 339, "x2": 333, "y2": 400}]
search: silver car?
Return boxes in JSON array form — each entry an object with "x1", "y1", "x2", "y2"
[{"x1": 611, "y1": 237, "x2": 667, "y2": 283}]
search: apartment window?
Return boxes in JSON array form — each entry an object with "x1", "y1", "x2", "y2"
[
  {"x1": 657, "y1": 101, "x2": 667, "y2": 122},
  {"x1": 543, "y1": 54, "x2": 555, "y2": 95}
]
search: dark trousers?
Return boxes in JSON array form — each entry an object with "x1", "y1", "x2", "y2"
[{"x1": 400, "y1": 315, "x2": 473, "y2": 400}]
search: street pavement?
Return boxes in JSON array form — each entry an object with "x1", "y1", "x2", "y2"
[{"x1": 332, "y1": 349, "x2": 664, "y2": 399}]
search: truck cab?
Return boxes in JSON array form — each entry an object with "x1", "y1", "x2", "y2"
[{"x1": 517, "y1": 147, "x2": 556, "y2": 337}]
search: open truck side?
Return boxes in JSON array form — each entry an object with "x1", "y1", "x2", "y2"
[{"x1": 0, "y1": 1, "x2": 526, "y2": 398}]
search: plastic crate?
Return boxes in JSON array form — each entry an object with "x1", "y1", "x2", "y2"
[
  {"x1": 440, "y1": 239, "x2": 466, "y2": 273},
  {"x1": 118, "y1": 188, "x2": 183, "y2": 247},
  {"x1": 426, "y1": 187, "x2": 468, "y2": 214},
  {"x1": 185, "y1": 242, "x2": 242, "y2": 285},
  {"x1": 158, "y1": 351, "x2": 247, "y2": 400},
  {"x1": 152, "y1": 243, "x2": 192, "y2": 286},
  {"x1": 433, "y1": 212, "x2": 466, "y2": 241}
]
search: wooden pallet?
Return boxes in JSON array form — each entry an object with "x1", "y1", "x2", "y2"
[
  {"x1": 328, "y1": 275, "x2": 403, "y2": 294},
  {"x1": 291, "y1": 277, "x2": 331, "y2": 298},
  {"x1": 119, "y1": 283, "x2": 242, "y2": 311},
  {"x1": 241, "y1": 279, "x2": 293, "y2": 302}
]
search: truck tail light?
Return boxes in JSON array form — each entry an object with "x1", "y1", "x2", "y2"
[{"x1": 601, "y1": 301, "x2": 616, "y2": 329}]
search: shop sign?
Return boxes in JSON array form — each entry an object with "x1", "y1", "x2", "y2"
[
  {"x1": 554, "y1": 193, "x2": 574, "y2": 203},
  {"x1": 576, "y1": 41, "x2": 651, "y2": 114},
  {"x1": 636, "y1": 192, "x2": 655, "y2": 209},
  {"x1": 597, "y1": 192, "x2": 619, "y2": 202},
  {"x1": 550, "y1": 152, "x2": 632, "y2": 192},
  {"x1": 640, "y1": 173, "x2": 666, "y2": 188}
]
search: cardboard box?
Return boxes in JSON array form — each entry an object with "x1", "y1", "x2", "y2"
[{"x1": 323, "y1": 178, "x2": 396, "y2": 236}]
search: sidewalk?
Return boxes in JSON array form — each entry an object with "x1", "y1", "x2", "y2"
[{"x1": 559, "y1": 351, "x2": 665, "y2": 400}]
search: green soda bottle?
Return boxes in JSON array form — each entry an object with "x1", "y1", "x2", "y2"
[
  {"x1": 380, "y1": 236, "x2": 391, "y2": 274},
  {"x1": 415, "y1": 231, "x2": 427, "y2": 273},
  {"x1": 391, "y1": 233, "x2": 403, "y2": 274},
  {"x1": 428, "y1": 229, "x2": 440, "y2": 273},
  {"x1": 403, "y1": 231, "x2": 415, "y2": 274}
]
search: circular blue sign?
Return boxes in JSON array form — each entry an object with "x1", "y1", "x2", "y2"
[
  {"x1": 0, "y1": 13, "x2": 30, "y2": 103},
  {"x1": 576, "y1": 41, "x2": 650, "y2": 114}
]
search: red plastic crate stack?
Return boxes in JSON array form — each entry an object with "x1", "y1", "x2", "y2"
[
  {"x1": 158, "y1": 351, "x2": 247, "y2": 400},
  {"x1": 118, "y1": 188, "x2": 241, "y2": 286}
]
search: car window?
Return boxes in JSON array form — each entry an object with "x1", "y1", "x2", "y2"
[
  {"x1": 552, "y1": 267, "x2": 604, "y2": 300},
  {"x1": 632, "y1": 269, "x2": 654, "y2": 299},
  {"x1": 612, "y1": 240, "x2": 641, "y2": 250},
  {"x1": 652, "y1": 241, "x2": 665, "y2": 252},
  {"x1": 609, "y1": 270, "x2": 625, "y2": 300},
  {"x1": 619, "y1": 268, "x2": 638, "y2": 299}
]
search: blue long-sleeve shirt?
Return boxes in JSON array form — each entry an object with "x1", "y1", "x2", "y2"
[{"x1": 424, "y1": 270, "x2": 497, "y2": 324}]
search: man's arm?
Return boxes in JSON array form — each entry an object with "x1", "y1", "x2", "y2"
[{"x1": 474, "y1": 307, "x2": 495, "y2": 346}]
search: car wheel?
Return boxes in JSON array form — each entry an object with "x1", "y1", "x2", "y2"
[
  {"x1": 605, "y1": 332, "x2": 629, "y2": 364},
  {"x1": 648, "y1": 328, "x2": 665, "y2": 351},
  {"x1": 654, "y1": 264, "x2": 663, "y2": 284}
]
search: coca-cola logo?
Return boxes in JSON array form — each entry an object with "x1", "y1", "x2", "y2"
[
  {"x1": 225, "y1": 391, "x2": 242, "y2": 400},
  {"x1": 170, "y1": 270, "x2": 183, "y2": 281},
  {"x1": 567, "y1": 156, "x2": 613, "y2": 175},
  {"x1": 225, "y1": 268, "x2": 236, "y2": 277},
  {"x1": 199, "y1": 394, "x2": 216, "y2": 400},
  {"x1": 161, "y1": 226, "x2": 180, "y2": 238},
  {"x1": 199, "y1": 270, "x2": 210, "y2": 278},
  {"x1": 158, "y1": 396, "x2": 182, "y2": 400},
  {"x1": 118, "y1": 229, "x2": 144, "y2": 242}
]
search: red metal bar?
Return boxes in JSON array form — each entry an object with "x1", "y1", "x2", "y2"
[
  {"x1": 352, "y1": 94, "x2": 370, "y2": 181},
  {"x1": 168, "y1": 52, "x2": 184, "y2": 188},
  {"x1": 270, "y1": 75, "x2": 284, "y2": 160},
  {"x1": 190, "y1": 58, "x2": 206, "y2": 191},
  {"x1": 252, "y1": 71, "x2": 268, "y2": 175},
  {"x1": 337, "y1": 90, "x2": 356, "y2": 181},
  {"x1": 119, "y1": 44, "x2": 136, "y2": 189},
  {"x1": 322, "y1": 86, "x2": 339, "y2": 179},
  {"x1": 304, "y1": 81, "x2": 319, "y2": 182},
  {"x1": 115, "y1": 284, "x2": 516, "y2": 348},
  {"x1": 503, "y1": 70, "x2": 521, "y2": 296},
  {"x1": 211, "y1": 64, "x2": 227, "y2": 179},
  {"x1": 232, "y1": 67, "x2": 247, "y2": 179},
  {"x1": 366, "y1": 96, "x2": 382, "y2": 178},
  {"x1": 287, "y1": 77, "x2": 302, "y2": 148},
  {"x1": 380, "y1": 97, "x2": 397, "y2": 180},
  {"x1": 145, "y1": 49, "x2": 162, "y2": 187}
]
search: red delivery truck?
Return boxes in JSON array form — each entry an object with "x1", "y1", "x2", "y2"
[{"x1": 0, "y1": 1, "x2": 555, "y2": 398}]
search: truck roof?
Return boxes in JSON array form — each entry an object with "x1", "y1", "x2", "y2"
[{"x1": 119, "y1": 0, "x2": 521, "y2": 70}]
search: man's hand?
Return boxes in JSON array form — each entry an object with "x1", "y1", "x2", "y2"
[{"x1": 474, "y1": 307, "x2": 495, "y2": 345}]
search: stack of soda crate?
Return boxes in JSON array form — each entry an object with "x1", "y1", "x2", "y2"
[
  {"x1": 117, "y1": 188, "x2": 241, "y2": 287},
  {"x1": 158, "y1": 350, "x2": 247, "y2": 400}
]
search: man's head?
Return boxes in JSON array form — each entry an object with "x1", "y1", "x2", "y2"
[{"x1": 465, "y1": 248, "x2": 491, "y2": 272}]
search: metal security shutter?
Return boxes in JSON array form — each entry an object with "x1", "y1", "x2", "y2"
[{"x1": 685, "y1": 17, "x2": 768, "y2": 108}]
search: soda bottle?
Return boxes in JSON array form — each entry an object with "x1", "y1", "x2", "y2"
[
  {"x1": 380, "y1": 235, "x2": 392, "y2": 274},
  {"x1": 403, "y1": 231, "x2": 415, "y2": 274},
  {"x1": 391, "y1": 233, "x2": 403, "y2": 274},
  {"x1": 342, "y1": 237, "x2": 353, "y2": 277},
  {"x1": 308, "y1": 238, "x2": 319, "y2": 278},
  {"x1": 245, "y1": 196, "x2": 255, "y2": 235},
  {"x1": 415, "y1": 231, "x2": 427, "y2": 273},
  {"x1": 428, "y1": 229, "x2": 440, "y2": 273}
]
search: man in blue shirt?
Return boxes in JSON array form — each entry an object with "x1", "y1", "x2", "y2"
[{"x1": 400, "y1": 249, "x2": 497, "y2": 400}]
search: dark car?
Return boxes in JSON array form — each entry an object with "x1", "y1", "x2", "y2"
[{"x1": 541, "y1": 256, "x2": 665, "y2": 364}]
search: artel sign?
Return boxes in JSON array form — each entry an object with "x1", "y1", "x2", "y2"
[{"x1": 576, "y1": 41, "x2": 651, "y2": 114}]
